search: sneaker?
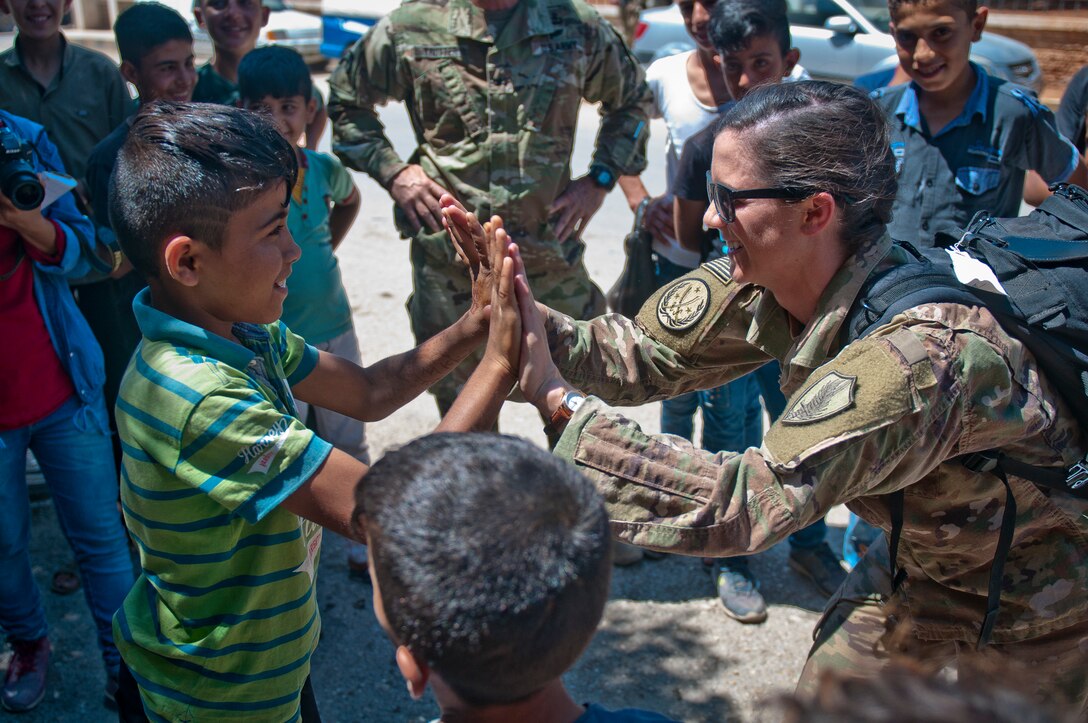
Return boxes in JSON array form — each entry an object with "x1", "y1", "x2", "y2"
[
  {"x1": 713, "y1": 560, "x2": 767, "y2": 623},
  {"x1": 2, "y1": 636, "x2": 50, "y2": 713},
  {"x1": 611, "y1": 541, "x2": 644, "y2": 566},
  {"x1": 789, "y1": 542, "x2": 848, "y2": 597}
]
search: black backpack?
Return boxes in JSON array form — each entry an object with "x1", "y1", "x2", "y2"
[{"x1": 841, "y1": 183, "x2": 1088, "y2": 647}]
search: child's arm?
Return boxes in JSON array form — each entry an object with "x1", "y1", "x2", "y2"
[
  {"x1": 329, "y1": 184, "x2": 361, "y2": 251},
  {"x1": 437, "y1": 226, "x2": 521, "y2": 432},
  {"x1": 282, "y1": 448, "x2": 367, "y2": 540},
  {"x1": 291, "y1": 312, "x2": 484, "y2": 422},
  {"x1": 291, "y1": 203, "x2": 495, "y2": 420}
]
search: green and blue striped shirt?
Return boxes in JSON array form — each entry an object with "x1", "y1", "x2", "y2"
[{"x1": 114, "y1": 289, "x2": 332, "y2": 722}]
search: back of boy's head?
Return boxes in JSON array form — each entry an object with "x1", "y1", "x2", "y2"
[
  {"x1": 238, "y1": 45, "x2": 313, "y2": 104},
  {"x1": 358, "y1": 433, "x2": 613, "y2": 707},
  {"x1": 114, "y1": 2, "x2": 192, "y2": 67},
  {"x1": 709, "y1": 0, "x2": 791, "y2": 56},
  {"x1": 888, "y1": 0, "x2": 977, "y2": 19},
  {"x1": 110, "y1": 101, "x2": 297, "y2": 279}
]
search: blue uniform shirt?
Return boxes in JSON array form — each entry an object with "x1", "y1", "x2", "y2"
[{"x1": 873, "y1": 64, "x2": 1079, "y2": 246}]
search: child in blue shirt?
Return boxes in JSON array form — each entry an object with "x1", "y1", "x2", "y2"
[
  {"x1": 239, "y1": 46, "x2": 371, "y2": 576},
  {"x1": 874, "y1": 0, "x2": 1088, "y2": 246}
]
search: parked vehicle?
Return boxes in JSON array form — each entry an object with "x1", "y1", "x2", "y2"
[
  {"x1": 320, "y1": 0, "x2": 401, "y2": 60},
  {"x1": 631, "y1": 0, "x2": 1043, "y2": 92},
  {"x1": 137, "y1": 0, "x2": 325, "y2": 68}
]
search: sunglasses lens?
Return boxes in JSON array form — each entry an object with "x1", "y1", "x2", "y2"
[{"x1": 713, "y1": 185, "x2": 732, "y2": 223}]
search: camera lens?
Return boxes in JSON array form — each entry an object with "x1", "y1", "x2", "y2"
[{"x1": 3, "y1": 170, "x2": 44, "y2": 211}]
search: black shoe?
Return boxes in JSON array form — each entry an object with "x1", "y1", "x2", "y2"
[
  {"x1": 2, "y1": 636, "x2": 50, "y2": 713},
  {"x1": 789, "y1": 542, "x2": 848, "y2": 597},
  {"x1": 713, "y1": 560, "x2": 767, "y2": 624}
]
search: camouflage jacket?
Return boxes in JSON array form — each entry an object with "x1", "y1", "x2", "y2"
[
  {"x1": 327, "y1": 0, "x2": 651, "y2": 241},
  {"x1": 547, "y1": 235, "x2": 1088, "y2": 645}
]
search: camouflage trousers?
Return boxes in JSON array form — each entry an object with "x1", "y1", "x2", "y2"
[
  {"x1": 407, "y1": 227, "x2": 606, "y2": 415},
  {"x1": 798, "y1": 535, "x2": 1088, "y2": 716}
]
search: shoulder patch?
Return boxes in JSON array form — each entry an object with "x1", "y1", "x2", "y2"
[
  {"x1": 781, "y1": 371, "x2": 857, "y2": 425},
  {"x1": 764, "y1": 339, "x2": 919, "y2": 470},
  {"x1": 657, "y1": 278, "x2": 710, "y2": 331},
  {"x1": 702, "y1": 256, "x2": 732, "y2": 284}
]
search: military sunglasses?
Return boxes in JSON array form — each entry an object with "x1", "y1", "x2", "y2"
[{"x1": 705, "y1": 171, "x2": 810, "y2": 224}]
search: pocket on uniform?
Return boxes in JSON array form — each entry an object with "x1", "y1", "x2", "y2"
[{"x1": 954, "y1": 166, "x2": 1001, "y2": 196}]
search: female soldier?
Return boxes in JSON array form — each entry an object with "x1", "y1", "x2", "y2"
[{"x1": 445, "y1": 81, "x2": 1088, "y2": 710}]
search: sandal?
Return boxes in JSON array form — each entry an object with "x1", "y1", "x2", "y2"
[{"x1": 50, "y1": 569, "x2": 81, "y2": 595}]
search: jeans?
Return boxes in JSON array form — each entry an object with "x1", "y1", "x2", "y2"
[{"x1": 0, "y1": 395, "x2": 135, "y2": 673}]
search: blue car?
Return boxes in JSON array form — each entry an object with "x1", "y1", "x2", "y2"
[{"x1": 321, "y1": 0, "x2": 402, "y2": 59}]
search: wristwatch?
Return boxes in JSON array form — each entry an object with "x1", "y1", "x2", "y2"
[
  {"x1": 545, "y1": 390, "x2": 586, "y2": 435},
  {"x1": 588, "y1": 163, "x2": 617, "y2": 192}
]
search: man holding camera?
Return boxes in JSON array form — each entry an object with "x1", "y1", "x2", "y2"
[{"x1": 0, "y1": 110, "x2": 134, "y2": 714}]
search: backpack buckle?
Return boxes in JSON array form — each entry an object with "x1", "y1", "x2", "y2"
[
  {"x1": 1068, "y1": 460, "x2": 1088, "y2": 491},
  {"x1": 960, "y1": 451, "x2": 1001, "y2": 473}
]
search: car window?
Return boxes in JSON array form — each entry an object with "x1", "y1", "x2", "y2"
[
  {"x1": 786, "y1": 0, "x2": 846, "y2": 28},
  {"x1": 848, "y1": 0, "x2": 890, "y2": 28}
]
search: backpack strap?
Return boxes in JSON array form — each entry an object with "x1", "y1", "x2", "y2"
[
  {"x1": 959, "y1": 452, "x2": 1018, "y2": 648},
  {"x1": 887, "y1": 490, "x2": 908, "y2": 595}
]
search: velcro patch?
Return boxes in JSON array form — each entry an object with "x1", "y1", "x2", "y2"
[
  {"x1": 764, "y1": 339, "x2": 917, "y2": 469},
  {"x1": 657, "y1": 278, "x2": 710, "y2": 331},
  {"x1": 635, "y1": 265, "x2": 745, "y2": 358},
  {"x1": 411, "y1": 45, "x2": 461, "y2": 59}
]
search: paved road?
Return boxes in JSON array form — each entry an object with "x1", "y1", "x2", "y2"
[{"x1": 7, "y1": 84, "x2": 846, "y2": 722}]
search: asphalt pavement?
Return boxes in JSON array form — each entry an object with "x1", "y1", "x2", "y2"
[{"x1": 4, "y1": 82, "x2": 848, "y2": 723}]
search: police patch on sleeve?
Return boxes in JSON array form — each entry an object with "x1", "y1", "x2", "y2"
[
  {"x1": 657, "y1": 278, "x2": 710, "y2": 331},
  {"x1": 780, "y1": 371, "x2": 857, "y2": 425}
]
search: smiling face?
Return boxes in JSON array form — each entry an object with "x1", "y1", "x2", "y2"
[
  {"x1": 890, "y1": 0, "x2": 985, "y2": 97},
  {"x1": 193, "y1": 183, "x2": 299, "y2": 331},
  {"x1": 717, "y1": 34, "x2": 798, "y2": 102},
  {"x1": 194, "y1": 0, "x2": 269, "y2": 56},
  {"x1": 0, "y1": 0, "x2": 72, "y2": 41},
  {"x1": 122, "y1": 39, "x2": 197, "y2": 103},
  {"x1": 242, "y1": 94, "x2": 315, "y2": 147},
  {"x1": 702, "y1": 129, "x2": 811, "y2": 290},
  {"x1": 678, "y1": 0, "x2": 718, "y2": 52}
]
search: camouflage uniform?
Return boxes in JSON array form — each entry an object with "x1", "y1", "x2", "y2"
[
  {"x1": 545, "y1": 235, "x2": 1088, "y2": 711},
  {"x1": 328, "y1": 0, "x2": 652, "y2": 411}
]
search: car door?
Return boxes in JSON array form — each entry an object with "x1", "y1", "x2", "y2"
[{"x1": 786, "y1": 0, "x2": 861, "y2": 81}]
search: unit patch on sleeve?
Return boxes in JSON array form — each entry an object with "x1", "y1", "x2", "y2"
[
  {"x1": 780, "y1": 371, "x2": 857, "y2": 425},
  {"x1": 656, "y1": 278, "x2": 710, "y2": 331}
]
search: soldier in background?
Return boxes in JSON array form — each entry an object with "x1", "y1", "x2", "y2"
[{"x1": 328, "y1": 0, "x2": 652, "y2": 421}]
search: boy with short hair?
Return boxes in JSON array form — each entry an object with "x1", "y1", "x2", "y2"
[
  {"x1": 875, "y1": 0, "x2": 1088, "y2": 246},
  {"x1": 239, "y1": 45, "x2": 370, "y2": 577},
  {"x1": 669, "y1": 0, "x2": 845, "y2": 623},
  {"x1": 192, "y1": 0, "x2": 326, "y2": 147},
  {"x1": 108, "y1": 101, "x2": 520, "y2": 721},
  {"x1": 82, "y1": 1, "x2": 198, "y2": 470},
  {"x1": 356, "y1": 433, "x2": 677, "y2": 723}
]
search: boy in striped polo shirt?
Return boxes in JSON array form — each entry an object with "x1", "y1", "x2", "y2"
[{"x1": 106, "y1": 101, "x2": 524, "y2": 722}]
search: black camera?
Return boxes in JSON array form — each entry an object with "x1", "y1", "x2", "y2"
[{"x1": 0, "y1": 123, "x2": 45, "y2": 211}]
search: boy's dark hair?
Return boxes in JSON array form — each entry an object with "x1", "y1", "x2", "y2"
[
  {"x1": 356, "y1": 433, "x2": 613, "y2": 707},
  {"x1": 709, "y1": 0, "x2": 791, "y2": 56},
  {"x1": 889, "y1": 0, "x2": 977, "y2": 19},
  {"x1": 114, "y1": 2, "x2": 193, "y2": 67},
  {"x1": 238, "y1": 46, "x2": 313, "y2": 104},
  {"x1": 717, "y1": 81, "x2": 897, "y2": 253},
  {"x1": 110, "y1": 101, "x2": 298, "y2": 278}
]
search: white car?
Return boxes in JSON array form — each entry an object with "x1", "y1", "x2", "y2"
[
  {"x1": 632, "y1": 0, "x2": 1043, "y2": 92},
  {"x1": 138, "y1": 0, "x2": 325, "y2": 68}
]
